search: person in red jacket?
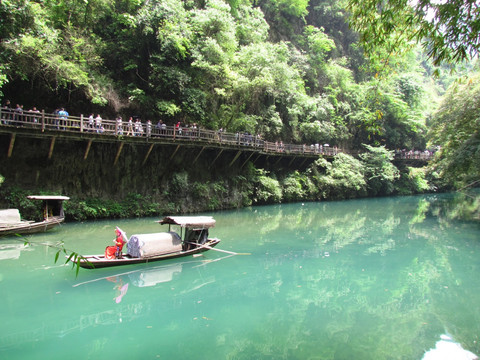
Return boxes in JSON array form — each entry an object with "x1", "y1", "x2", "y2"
[{"x1": 105, "y1": 228, "x2": 126, "y2": 259}]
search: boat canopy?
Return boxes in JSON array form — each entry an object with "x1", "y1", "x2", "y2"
[
  {"x1": 27, "y1": 195, "x2": 70, "y2": 201},
  {"x1": 158, "y1": 216, "x2": 216, "y2": 228},
  {"x1": 27, "y1": 195, "x2": 69, "y2": 220}
]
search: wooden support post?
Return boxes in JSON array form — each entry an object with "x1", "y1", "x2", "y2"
[
  {"x1": 7, "y1": 133, "x2": 16, "y2": 158},
  {"x1": 252, "y1": 154, "x2": 262, "y2": 164},
  {"x1": 209, "y1": 149, "x2": 224, "y2": 169},
  {"x1": 84, "y1": 139, "x2": 93, "y2": 160},
  {"x1": 298, "y1": 158, "x2": 308, "y2": 169},
  {"x1": 240, "y1": 152, "x2": 255, "y2": 169},
  {"x1": 169, "y1": 145, "x2": 180, "y2": 160},
  {"x1": 41, "y1": 110, "x2": 45, "y2": 132},
  {"x1": 48, "y1": 137, "x2": 56, "y2": 159},
  {"x1": 113, "y1": 142, "x2": 124, "y2": 166},
  {"x1": 274, "y1": 156, "x2": 282, "y2": 166},
  {"x1": 229, "y1": 150, "x2": 242, "y2": 167},
  {"x1": 142, "y1": 144, "x2": 154, "y2": 165},
  {"x1": 192, "y1": 146, "x2": 205, "y2": 165},
  {"x1": 288, "y1": 157, "x2": 296, "y2": 167},
  {"x1": 80, "y1": 114, "x2": 84, "y2": 132}
]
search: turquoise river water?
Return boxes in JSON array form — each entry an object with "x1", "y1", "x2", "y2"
[{"x1": 0, "y1": 193, "x2": 479, "y2": 360}]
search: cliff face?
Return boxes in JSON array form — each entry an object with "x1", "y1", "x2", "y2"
[
  {"x1": 1, "y1": 134, "x2": 230, "y2": 195},
  {"x1": 0, "y1": 133, "x2": 313, "y2": 217}
]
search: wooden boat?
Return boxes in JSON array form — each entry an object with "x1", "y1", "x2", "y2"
[
  {"x1": 0, "y1": 195, "x2": 69, "y2": 237},
  {"x1": 74, "y1": 216, "x2": 222, "y2": 269}
]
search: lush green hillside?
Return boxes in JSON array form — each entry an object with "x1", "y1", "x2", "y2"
[{"x1": 1, "y1": 0, "x2": 440, "y2": 148}]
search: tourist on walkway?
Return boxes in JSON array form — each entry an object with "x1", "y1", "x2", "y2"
[
  {"x1": 88, "y1": 113, "x2": 94, "y2": 131},
  {"x1": 28, "y1": 106, "x2": 41, "y2": 124},
  {"x1": 2, "y1": 100, "x2": 12, "y2": 124},
  {"x1": 58, "y1": 107, "x2": 69, "y2": 129},
  {"x1": 156, "y1": 120, "x2": 165, "y2": 135},
  {"x1": 95, "y1": 114, "x2": 102, "y2": 133},
  {"x1": 127, "y1": 117, "x2": 134, "y2": 136},
  {"x1": 14, "y1": 104, "x2": 24, "y2": 125},
  {"x1": 146, "y1": 120, "x2": 152, "y2": 138},
  {"x1": 135, "y1": 118, "x2": 142, "y2": 136},
  {"x1": 116, "y1": 116, "x2": 123, "y2": 135}
]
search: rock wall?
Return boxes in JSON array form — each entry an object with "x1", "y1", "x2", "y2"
[{"x1": 0, "y1": 133, "x2": 309, "y2": 214}]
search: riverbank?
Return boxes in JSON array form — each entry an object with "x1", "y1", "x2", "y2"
[{"x1": 0, "y1": 138, "x2": 435, "y2": 221}]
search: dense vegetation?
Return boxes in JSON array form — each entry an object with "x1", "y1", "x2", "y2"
[
  {"x1": 0, "y1": 0, "x2": 446, "y2": 146},
  {"x1": 1, "y1": 0, "x2": 479, "y2": 219}
]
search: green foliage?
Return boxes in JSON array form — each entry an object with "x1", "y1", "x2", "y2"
[
  {"x1": 410, "y1": 168, "x2": 430, "y2": 193},
  {"x1": 282, "y1": 171, "x2": 305, "y2": 201},
  {"x1": 156, "y1": 100, "x2": 181, "y2": 117},
  {"x1": 360, "y1": 145, "x2": 400, "y2": 196},
  {"x1": 0, "y1": 187, "x2": 40, "y2": 220},
  {"x1": 348, "y1": 71, "x2": 428, "y2": 149},
  {"x1": 190, "y1": 0, "x2": 238, "y2": 68},
  {"x1": 347, "y1": 0, "x2": 480, "y2": 67},
  {"x1": 299, "y1": 119, "x2": 335, "y2": 144},
  {"x1": 191, "y1": 181, "x2": 226, "y2": 210},
  {"x1": 64, "y1": 193, "x2": 161, "y2": 221},
  {"x1": 168, "y1": 171, "x2": 190, "y2": 201},
  {"x1": 395, "y1": 73, "x2": 424, "y2": 108},
  {"x1": 1, "y1": 1, "x2": 108, "y2": 104},
  {"x1": 428, "y1": 74, "x2": 480, "y2": 189},
  {"x1": 311, "y1": 153, "x2": 367, "y2": 200},
  {"x1": 138, "y1": 0, "x2": 191, "y2": 59},
  {"x1": 235, "y1": 5, "x2": 269, "y2": 46},
  {"x1": 253, "y1": 169, "x2": 283, "y2": 204},
  {"x1": 0, "y1": 64, "x2": 7, "y2": 97},
  {"x1": 395, "y1": 166, "x2": 431, "y2": 195},
  {"x1": 272, "y1": 0, "x2": 309, "y2": 18},
  {"x1": 303, "y1": 25, "x2": 336, "y2": 66}
]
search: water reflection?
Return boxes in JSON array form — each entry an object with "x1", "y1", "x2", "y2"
[
  {"x1": 0, "y1": 254, "x2": 233, "y2": 352},
  {"x1": 74, "y1": 262, "x2": 186, "y2": 289},
  {"x1": 0, "y1": 192, "x2": 479, "y2": 359},
  {"x1": 72, "y1": 254, "x2": 235, "y2": 306},
  {"x1": 128, "y1": 263, "x2": 183, "y2": 287},
  {"x1": 106, "y1": 277, "x2": 129, "y2": 303},
  {"x1": 422, "y1": 334, "x2": 478, "y2": 360},
  {"x1": 215, "y1": 193, "x2": 480, "y2": 358},
  {"x1": 0, "y1": 243, "x2": 31, "y2": 260}
]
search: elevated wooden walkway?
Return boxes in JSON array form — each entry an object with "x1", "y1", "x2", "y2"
[{"x1": 0, "y1": 109, "x2": 432, "y2": 168}]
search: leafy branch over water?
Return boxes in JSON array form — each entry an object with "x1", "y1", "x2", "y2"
[{"x1": 14, "y1": 234, "x2": 87, "y2": 276}]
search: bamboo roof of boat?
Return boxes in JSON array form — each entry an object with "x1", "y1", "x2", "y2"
[
  {"x1": 26, "y1": 195, "x2": 70, "y2": 201},
  {"x1": 157, "y1": 216, "x2": 216, "y2": 228}
]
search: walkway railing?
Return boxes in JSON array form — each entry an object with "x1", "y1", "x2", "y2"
[{"x1": 0, "y1": 108, "x2": 433, "y2": 160}]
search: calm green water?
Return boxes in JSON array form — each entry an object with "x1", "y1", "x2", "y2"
[{"x1": 0, "y1": 193, "x2": 479, "y2": 360}]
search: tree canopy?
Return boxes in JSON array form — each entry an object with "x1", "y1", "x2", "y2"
[
  {"x1": 347, "y1": 0, "x2": 480, "y2": 68},
  {"x1": 0, "y1": 0, "x2": 437, "y2": 149},
  {"x1": 428, "y1": 74, "x2": 480, "y2": 188}
]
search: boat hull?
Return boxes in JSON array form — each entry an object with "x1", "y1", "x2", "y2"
[
  {"x1": 0, "y1": 217, "x2": 65, "y2": 237},
  {"x1": 75, "y1": 238, "x2": 221, "y2": 269}
]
